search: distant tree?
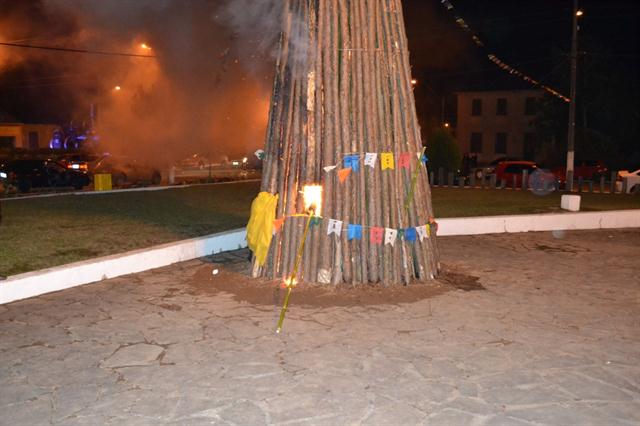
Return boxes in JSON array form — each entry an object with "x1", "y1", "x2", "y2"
[{"x1": 425, "y1": 128, "x2": 461, "y2": 173}]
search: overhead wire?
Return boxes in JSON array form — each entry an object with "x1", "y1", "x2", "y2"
[
  {"x1": 438, "y1": 0, "x2": 570, "y2": 102},
  {"x1": 0, "y1": 41, "x2": 156, "y2": 58}
]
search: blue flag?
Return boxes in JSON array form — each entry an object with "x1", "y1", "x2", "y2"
[
  {"x1": 404, "y1": 227, "x2": 417, "y2": 242},
  {"x1": 343, "y1": 155, "x2": 360, "y2": 172},
  {"x1": 347, "y1": 224, "x2": 363, "y2": 240}
]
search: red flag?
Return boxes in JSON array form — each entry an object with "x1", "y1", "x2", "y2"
[
  {"x1": 398, "y1": 152, "x2": 412, "y2": 169},
  {"x1": 370, "y1": 227, "x2": 384, "y2": 245}
]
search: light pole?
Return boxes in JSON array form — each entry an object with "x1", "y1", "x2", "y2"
[{"x1": 566, "y1": 1, "x2": 581, "y2": 191}]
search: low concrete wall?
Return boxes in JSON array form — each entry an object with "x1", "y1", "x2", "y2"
[
  {"x1": 437, "y1": 209, "x2": 640, "y2": 236},
  {"x1": 1, "y1": 228, "x2": 246, "y2": 305},
  {"x1": 2, "y1": 209, "x2": 638, "y2": 305}
]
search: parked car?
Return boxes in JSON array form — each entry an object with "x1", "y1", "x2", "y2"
[
  {"x1": 179, "y1": 153, "x2": 210, "y2": 169},
  {"x1": 494, "y1": 161, "x2": 539, "y2": 187},
  {"x1": 475, "y1": 156, "x2": 522, "y2": 179},
  {"x1": 58, "y1": 153, "x2": 99, "y2": 173},
  {"x1": 618, "y1": 169, "x2": 640, "y2": 194},
  {"x1": 0, "y1": 159, "x2": 90, "y2": 193},
  {"x1": 552, "y1": 160, "x2": 608, "y2": 183},
  {"x1": 91, "y1": 155, "x2": 162, "y2": 187}
]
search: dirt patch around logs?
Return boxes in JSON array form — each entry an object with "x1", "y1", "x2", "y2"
[{"x1": 187, "y1": 249, "x2": 483, "y2": 308}]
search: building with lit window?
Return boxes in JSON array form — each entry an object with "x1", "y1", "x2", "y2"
[
  {"x1": 0, "y1": 123, "x2": 58, "y2": 150},
  {"x1": 455, "y1": 89, "x2": 543, "y2": 164}
]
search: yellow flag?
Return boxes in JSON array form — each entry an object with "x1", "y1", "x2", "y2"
[
  {"x1": 381, "y1": 152, "x2": 395, "y2": 170},
  {"x1": 246, "y1": 192, "x2": 279, "y2": 266}
]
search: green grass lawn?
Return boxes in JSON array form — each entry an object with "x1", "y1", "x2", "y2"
[{"x1": 1, "y1": 182, "x2": 638, "y2": 276}]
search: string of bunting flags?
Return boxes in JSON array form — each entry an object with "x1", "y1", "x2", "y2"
[
  {"x1": 323, "y1": 151, "x2": 429, "y2": 183},
  {"x1": 273, "y1": 214, "x2": 438, "y2": 247},
  {"x1": 440, "y1": 0, "x2": 570, "y2": 103}
]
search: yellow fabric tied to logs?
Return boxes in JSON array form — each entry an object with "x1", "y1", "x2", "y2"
[{"x1": 246, "y1": 191, "x2": 279, "y2": 266}]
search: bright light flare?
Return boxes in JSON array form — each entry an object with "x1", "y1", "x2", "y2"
[
  {"x1": 576, "y1": 10, "x2": 584, "y2": 16},
  {"x1": 302, "y1": 184, "x2": 323, "y2": 216},
  {"x1": 443, "y1": 122, "x2": 450, "y2": 128},
  {"x1": 242, "y1": 157, "x2": 248, "y2": 164},
  {"x1": 114, "y1": 85, "x2": 121, "y2": 91},
  {"x1": 411, "y1": 79, "x2": 418, "y2": 86},
  {"x1": 140, "y1": 43, "x2": 152, "y2": 50},
  {"x1": 282, "y1": 277, "x2": 298, "y2": 288}
]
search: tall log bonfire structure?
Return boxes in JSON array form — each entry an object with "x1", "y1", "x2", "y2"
[{"x1": 253, "y1": 0, "x2": 439, "y2": 285}]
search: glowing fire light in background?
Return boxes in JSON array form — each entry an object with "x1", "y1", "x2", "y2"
[{"x1": 302, "y1": 185, "x2": 323, "y2": 216}]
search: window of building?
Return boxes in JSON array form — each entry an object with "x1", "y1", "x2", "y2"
[
  {"x1": 495, "y1": 133, "x2": 507, "y2": 154},
  {"x1": 28, "y1": 131, "x2": 39, "y2": 150},
  {"x1": 496, "y1": 98, "x2": 507, "y2": 115},
  {"x1": 470, "y1": 132, "x2": 483, "y2": 153},
  {"x1": 524, "y1": 132, "x2": 536, "y2": 159},
  {"x1": 0, "y1": 136, "x2": 16, "y2": 149},
  {"x1": 524, "y1": 97, "x2": 537, "y2": 115},
  {"x1": 471, "y1": 99, "x2": 482, "y2": 116}
]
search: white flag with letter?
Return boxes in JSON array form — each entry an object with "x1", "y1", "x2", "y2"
[
  {"x1": 416, "y1": 225, "x2": 428, "y2": 241},
  {"x1": 327, "y1": 219, "x2": 343, "y2": 237},
  {"x1": 384, "y1": 228, "x2": 398, "y2": 246},
  {"x1": 364, "y1": 152, "x2": 378, "y2": 168}
]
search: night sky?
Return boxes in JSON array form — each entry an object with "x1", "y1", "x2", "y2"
[{"x1": 1, "y1": 0, "x2": 638, "y2": 164}]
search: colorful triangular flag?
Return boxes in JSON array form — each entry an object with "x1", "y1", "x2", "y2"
[
  {"x1": 380, "y1": 152, "x2": 395, "y2": 170},
  {"x1": 343, "y1": 155, "x2": 360, "y2": 172},
  {"x1": 364, "y1": 152, "x2": 378, "y2": 168},
  {"x1": 384, "y1": 228, "x2": 398, "y2": 246},
  {"x1": 327, "y1": 219, "x2": 343, "y2": 237},
  {"x1": 416, "y1": 225, "x2": 428, "y2": 241},
  {"x1": 273, "y1": 217, "x2": 285, "y2": 234},
  {"x1": 338, "y1": 167, "x2": 352, "y2": 183},
  {"x1": 347, "y1": 224, "x2": 363, "y2": 240},
  {"x1": 370, "y1": 227, "x2": 384, "y2": 245},
  {"x1": 398, "y1": 152, "x2": 411, "y2": 169},
  {"x1": 404, "y1": 227, "x2": 417, "y2": 242}
]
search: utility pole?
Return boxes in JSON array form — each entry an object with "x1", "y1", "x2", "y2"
[{"x1": 566, "y1": 0, "x2": 580, "y2": 191}]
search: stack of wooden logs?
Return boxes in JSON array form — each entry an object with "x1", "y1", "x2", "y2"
[{"x1": 253, "y1": 0, "x2": 439, "y2": 285}]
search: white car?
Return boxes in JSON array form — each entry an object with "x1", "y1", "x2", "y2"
[{"x1": 619, "y1": 169, "x2": 640, "y2": 194}]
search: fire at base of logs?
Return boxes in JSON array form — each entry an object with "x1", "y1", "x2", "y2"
[{"x1": 252, "y1": 0, "x2": 440, "y2": 286}]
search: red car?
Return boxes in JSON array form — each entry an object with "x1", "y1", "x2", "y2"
[
  {"x1": 494, "y1": 161, "x2": 538, "y2": 187},
  {"x1": 552, "y1": 160, "x2": 608, "y2": 183}
]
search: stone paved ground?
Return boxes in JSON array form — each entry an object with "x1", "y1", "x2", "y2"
[{"x1": 1, "y1": 229, "x2": 639, "y2": 425}]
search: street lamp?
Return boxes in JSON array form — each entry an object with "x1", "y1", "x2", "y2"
[{"x1": 566, "y1": 1, "x2": 583, "y2": 191}]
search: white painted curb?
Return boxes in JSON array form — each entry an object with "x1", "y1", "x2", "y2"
[
  {"x1": 1, "y1": 228, "x2": 247, "y2": 305},
  {"x1": 2, "y1": 209, "x2": 638, "y2": 305},
  {"x1": 437, "y1": 209, "x2": 640, "y2": 236}
]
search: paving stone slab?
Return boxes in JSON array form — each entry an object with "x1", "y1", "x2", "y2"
[{"x1": 1, "y1": 229, "x2": 638, "y2": 425}]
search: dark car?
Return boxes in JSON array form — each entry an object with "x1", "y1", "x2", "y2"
[
  {"x1": 0, "y1": 159, "x2": 90, "y2": 193},
  {"x1": 494, "y1": 161, "x2": 538, "y2": 187},
  {"x1": 91, "y1": 155, "x2": 162, "y2": 187},
  {"x1": 552, "y1": 160, "x2": 609, "y2": 183}
]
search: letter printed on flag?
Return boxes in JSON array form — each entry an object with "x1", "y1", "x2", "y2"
[
  {"x1": 380, "y1": 152, "x2": 395, "y2": 170},
  {"x1": 370, "y1": 227, "x2": 384, "y2": 245},
  {"x1": 384, "y1": 228, "x2": 398, "y2": 246},
  {"x1": 327, "y1": 219, "x2": 343, "y2": 237},
  {"x1": 364, "y1": 152, "x2": 378, "y2": 168}
]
